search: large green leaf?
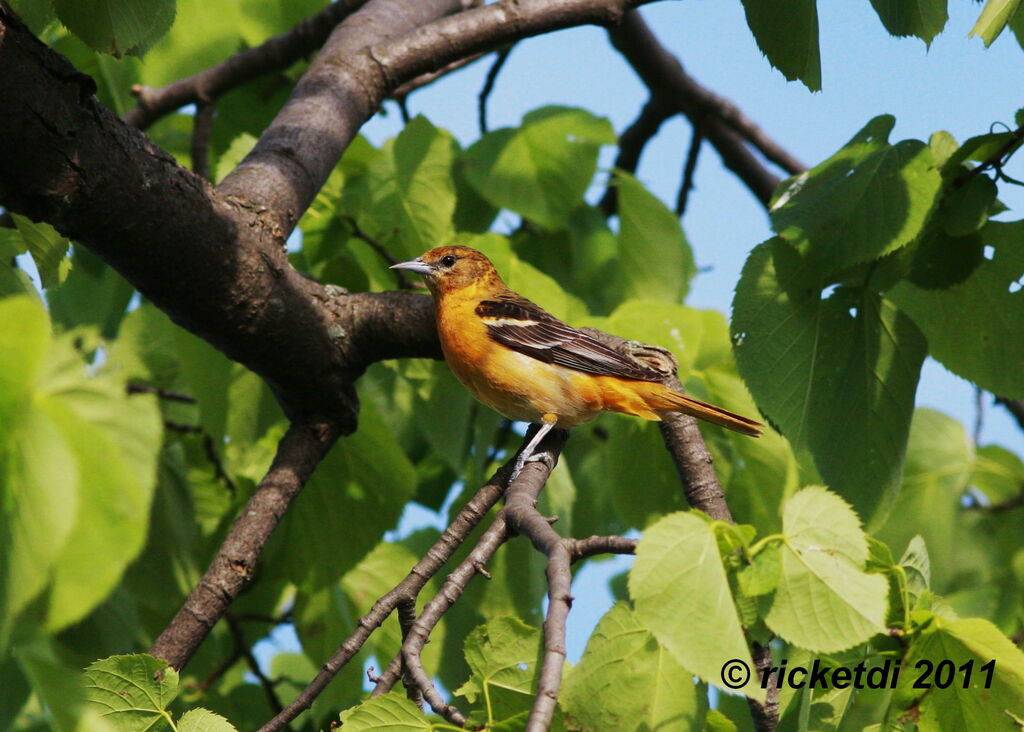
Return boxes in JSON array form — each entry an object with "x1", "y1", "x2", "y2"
[
  {"x1": 178, "y1": 708, "x2": 238, "y2": 732},
  {"x1": 279, "y1": 402, "x2": 416, "y2": 588},
  {"x1": 765, "y1": 487, "x2": 888, "y2": 652},
  {"x1": 740, "y1": 0, "x2": 821, "y2": 91},
  {"x1": 360, "y1": 116, "x2": 457, "y2": 259},
  {"x1": 561, "y1": 602, "x2": 707, "y2": 731},
  {"x1": 338, "y1": 692, "x2": 432, "y2": 731},
  {"x1": 629, "y1": 512, "x2": 763, "y2": 700},
  {"x1": 455, "y1": 616, "x2": 543, "y2": 722},
  {"x1": 47, "y1": 247, "x2": 134, "y2": 338},
  {"x1": 770, "y1": 116, "x2": 942, "y2": 277},
  {"x1": 890, "y1": 220, "x2": 1024, "y2": 400},
  {"x1": 52, "y1": 0, "x2": 175, "y2": 57},
  {"x1": 971, "y1": 444, "x2": 1024, "y2": 505},
  {"x1": 969, "y1": 0, "x2": 1023, "y2": 46},
  {"x1": 614, "y1": 171, "x2": 695, "y2": 303},
  {"x1": 0, "y1": 297, "x2": 160, "y2": 644},
  {"x1": 461, "y1": 106, "x2": 615, "y2": 229},
  {"x1": 17, "y1": 641, "x2": 116, "y2": 732},
  {"x1": 870, "y1": 0, "x2": 948, "y2": 44},
  {"x1": 83, "y1": 654, "x2": 178, "y2": 730},
  {"x1": 894, "y1": 617, "x2": 1024, "y2": 728},
  {"x1": 732, "y1": 239, "x2": 926, "y2": 524},
  {"x1": 873, "y1": 409, "x2": 976, "y2": 594},
  {"x1": 136, "y1": 0, "x2": 243, "y2": 85}
]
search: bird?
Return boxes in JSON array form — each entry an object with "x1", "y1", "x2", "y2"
[{"x1": 391, "y1": 246, "x2": 762, "y2": 477}]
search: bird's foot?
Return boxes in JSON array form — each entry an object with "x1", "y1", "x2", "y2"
[{"x1": 510, "y1": 450, "x2": 555, "y2": 482}]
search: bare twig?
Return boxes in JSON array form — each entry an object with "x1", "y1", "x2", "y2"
[
  {"x1": 191, "y1": 102, "x2": 215, "y2": 181},
  {"x1": 149, "y1": 418, "x2": 341, "y2": 670},
  {"x1": 391, "y1": 52, "x2": 487, "y2": 99},
  {"x1": 395, "y1": 598, "x2": 424, "y2": 707},
  {"x1": 608, "y1": 11, "x2": 801, "y2": 206},
  {"x1": 675, "y1": 123, "x2": 703, "y2": 216},
  {"x1": 256, "y1": 462, "x2": 513, "y2": 732},
  {"x1": 749, "y1": 642, "x2": 779, "y2": 730},
  {"x1": 478, "y1": 46, "x2": 513, "y2": 135},
  {"x1": 570, "y1": 534, "x2": 637, "y2": 561},
  {"x1": 227, "y1": 614, "x2": 284, "y2": 714},
  {"x1": 125, "y1": 0, "x2": 371, "y2": 129},
  {"x1": 974, "y1": 387, "x2": 985, "y2": 446},
  {"x1": 953, "y1": 123, "x2": 1024, "y2": 189},
  {"x1": 598, "y1": 97, "x2": 674, "y2": 216},
  {"x1": 126, "y1": 383, "x2": 196, "y2": 403}
]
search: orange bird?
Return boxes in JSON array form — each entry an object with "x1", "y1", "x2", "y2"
[{"x1": 392, "y1": 246, "x2": 762, "y2": 475}]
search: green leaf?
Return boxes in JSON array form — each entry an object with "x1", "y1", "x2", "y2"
[
  {"x1": 732, "y1": 239, "x2": 927, "y2": 524},
  {"x1": 178, "y1": 708, "x2": 238, "y2": 732},
  {"x1": 971, "y1": 444, "x2": 1024, "y2": 504},
  {"x1": 52, "y1": 0, "x2": 176, "y2": 57},
  {"x1": 338, "y1": 692, "x2": 432, "y2": 731},
  {"x1": 873, "y1": 409, "x2": 975, "y2": 594},
  {"x1": 136, "y1": 0, "x2": 242, "y2": 85},
  {"x1": 765, "y1": 487, "x2": 888, "y2": 652},
  {"x1": 83, "y1": 654, "x2": 178, "y2": 728},
  {"x1": 173, "y1": 327, "x2": 232, "y2": 441},
  {"x1": 738, "y1": 542, "x2": 782, "y2": 596},
  {"x1": 613, "y1": 171, "x2": 695, "y2": 303},
  {"x1": 0, "y1": 654, "x2": 30, "y2": 731},
  {"x1": 940, "y1": 175, "x2": 999, "y2": 237},
  {"x1": 47, "y1": 247, "x2": 134, "y2": 338},
  {"x1": 890, "y1": 220, "x2": 1024, "y2": 399},
  {"x1": 455, "y1": 617, "x2": 543, "y2": 721},
  {"x1": 461, "y1": 106, "x2": 615, "y2": 229},
  {"x1": 8, "y1": 0, "x2": 57, "y2": 35},
  {"x1": 870, "y1": 0, "x2": 948, "y2": 44},
  {"x1": 17, "y1": 640, "x2": 116, "y2": 732},
  {"x1": 236, "y1": 0, "x2": 323, "y2": 47},
  {"x1": 629, "y1": 512, "x2": 764, "y2": 700},
  {"x1": 562, "y1": 602, "x2": 707, "y2": 731},
  {"x1": 280, "y1": 402, "x2": 416, "y2": 588},
  {"x1": 969, "y1": 0, "x2": 1023, "y2": 46},
  {"x1": 895, "y1": 618, "x2": 1024, "y2": 727},
  {"x1": 900, "y1": 534, "x2": 932, "y2": 596},
  {"x1": 11, "y1": 214, "x2": 71, "y2": 290},
  {"x1": 769, "y1": 117, "x2": 943, "y2": 277},
  {"x1": 740, "y1": 0, "x2": 821, "y2": 91}
]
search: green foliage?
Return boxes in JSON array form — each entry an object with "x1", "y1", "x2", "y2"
[
  {"x1": 561, "y1": 602, "x2": 707, "y2": 731},
  {"x1": 52, "y1": 0, "x2": 175, "y2": 57},
  {"x1": 870, "y1": 0, "x2": 949, "y2": 45},
  {"x1": 740, "y1": 0, "x2": 822, "y2": 91},
  {"x1": 10, "y1": 214, "x2": 71, "y2": 290}
]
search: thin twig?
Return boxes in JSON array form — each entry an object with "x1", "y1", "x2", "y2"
[
  {"x1": 227, "y1": 614, "x2": 284, "y2": 714},
  {"x1": 598, "y1": 97, "x2": 674, "y2": 216},
  {"x1": 391, "y1": 52, "x2": 487, "y2": 98},
  {"x1": 125, "y1": 0, "x2": 371, "y2": 129},
  {"x1": 675, "y1": 122, "x2": 703, "y2": 216},
  {"x1": 256, "y1": 462, "x2": 513, "y2": 732},
  {"x1": 478, "y1": 46, "x2": 512, "y2": 135},
  {"x1": 953, "y1": 123, "x2": 1024, "y2": 189},
  {"x1": 974, "y1": 387, "x2": 984, "y2": 446},
  {"x1": 126, "y1": 383, "x2": 196, "y2": 403},
  {"x1": 191, "y1": 102, "x2": 215, "y2": 181},
  {"x1": 341, "y1": 215, "x2": 417, "y2": 290},
  {"x1": 396, "y1": 598, "x2": 424, "y2": 708},
  {"x1": 570, "y1": 535, "x2": 637, "y2": 562}
]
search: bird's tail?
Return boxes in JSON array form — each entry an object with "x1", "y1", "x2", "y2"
[{"x1": 605, "y1": 379, "x2": 763, "y2": 437}]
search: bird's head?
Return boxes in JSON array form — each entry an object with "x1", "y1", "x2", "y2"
[{"x1": 391, "y1": 246, "x2": 503, "y2": 295}]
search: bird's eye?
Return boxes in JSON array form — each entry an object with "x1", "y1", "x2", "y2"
[{"x1": 440, "y1": 254, "x2": 457, "y2": 268}]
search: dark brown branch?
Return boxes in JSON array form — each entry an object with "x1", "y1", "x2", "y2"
[
  {"x1": 953, "y1": 123, "x2": 1024, "y2": 189},
  {"x1": 395, "y1": 598, "x2": 424, "y2": 707},
  {"x1": 478, "y1": 46, "x2": 513, "y2": 135},
  {"x1": 256, "y1": 464, "x2": 511, "y2": 732},
  {"x1": 126, "y1": 383, "x2": 196, "y2": 403},
  {"x1": 190, "y1": 102, "x2": 215, "y2": 181},
  {"x1": 391, "y1": 51, "x2": 486, "y2": 99},
  {"x1": 608, "y1": 11, "x2": 799, "y2": 206},
  {"x1": 598, "y1": 97, "x2": 674, "y2": 216},
  {"x1": 570, "y1": 534, "x2": 637, "y2": 561},
  {"x1": 149, "y1": 418, "x2": 340, "y2": 670},
  {"x1": 750, "y1": 642, "x2": 780, "y2": 731},
  {"x1": 227, "y1": 614, "x2": 284, "y2": 714},
  {"x1": 675, "y1": 123, "x2": 703, "y2": 216},
  {"x1": 124, "y1": 0, "x2": 371, "y2": 130}
]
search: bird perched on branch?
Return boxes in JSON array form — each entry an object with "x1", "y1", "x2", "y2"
[{"x1": 392, "y1": 246, "x2": 762, "y2": 476}]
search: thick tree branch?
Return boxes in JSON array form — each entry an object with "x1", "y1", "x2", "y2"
[
  {"x1": 608, "y1": 11, "x2": 803, "y2": 206},
  {"x1": 124, "y1": 0, "x2": 371, "y2": 129},
  {"x1": 149, "y1": 419, "x2": 341, "y2": 670}
]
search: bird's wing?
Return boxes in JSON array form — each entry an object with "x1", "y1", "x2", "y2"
[{"x1": 475, "y1": 293, "x2": 662, "y2": 381}]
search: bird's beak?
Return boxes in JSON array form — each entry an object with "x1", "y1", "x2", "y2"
[{"x1": 390, "y1": 258, "x2": 433, "y2": 276}]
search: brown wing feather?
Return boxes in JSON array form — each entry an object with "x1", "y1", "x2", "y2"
[{"x1": 475, "y1": 293, "x2": 662, "y2": 381}]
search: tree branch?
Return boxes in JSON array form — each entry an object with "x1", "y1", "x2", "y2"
[
  {"x1": 124, "y1": 0, "x2": 372, "y2": 129},
  {"x1": 675, "y1": 122, "x2": 703, "y2": 216},
  {"x1": 607, "y1": 11, "x2": 803, "y2": 206},
  {"x1": 478, "y1": 46, "x2": 513, "y2": 135},
  {"x1": 598, "y1": 96, "x2": 675, "y2": 216},
  {"x1": 149, "y1": 419, "x2": 340, "y2": 670}
]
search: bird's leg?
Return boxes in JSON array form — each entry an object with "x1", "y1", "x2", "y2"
[{"x1": 510, "y1": 415, "x2": 558, "y2": 481}]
